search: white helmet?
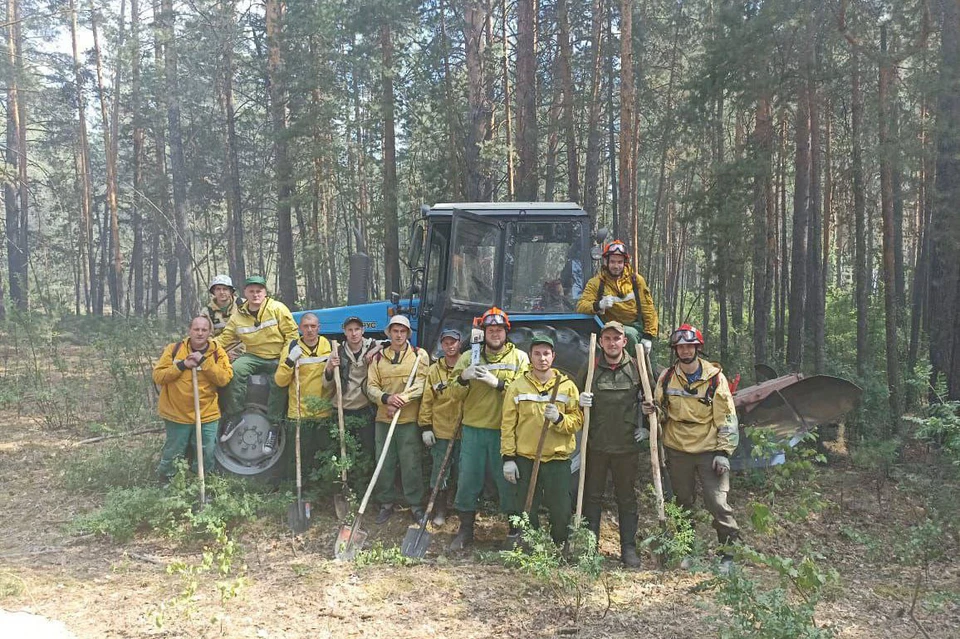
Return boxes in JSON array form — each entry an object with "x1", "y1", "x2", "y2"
[{"x1": 209, "y1": 274, "x2": 234, "y2": 293}]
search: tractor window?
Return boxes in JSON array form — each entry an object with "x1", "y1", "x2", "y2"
[
  {"x1": 424, "y1": 221, "x2": 450, "y2": 309},
  {"x1": 450, "y1": 216, "x2": 499, "y2": 307},
  {"x1": 503, "y1": 221, "x2": 584, "y2": 313}
]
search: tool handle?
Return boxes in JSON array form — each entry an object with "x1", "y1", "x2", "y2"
[
  {"x1": 575, "y1": 333, "x2": 598, "y2": 521},
  {"x1": 295, "y1": 363, "x2": 303, "y2": 499},
  {"x1": 422, "y1": 421, "x2": 463, "y2": 522},
  {"x1": 524, "y1": 373, "x2": 564, "y2": 514},
  {"x1": 331, "y1": 340, "x2": 348, "y2": 483},
  {"x1": 636, "y1": 346, "x2": 665, "y2": 522},
  {"x1": 191, "y1": 368, "x2": 206, "y2": 508},
  {"x1": 356, "y1": 349, "x2": 425, "y2": 516}
]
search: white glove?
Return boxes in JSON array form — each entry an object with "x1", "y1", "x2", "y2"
[
  {"x1": 640, "y1": 338, "x2": 652, "y2": 354},
  {"x1": 461, "y1": 364, "x2": 486, "y2": 380},
  {"x1": 634, "y1": 426, "x2": 649, "y2": 442},
  {"x1": 476, "y1": 369, "x2": 501, "y2": 388},
  {"x1": 287, "y1": 344, "x2": 303, "y2": 363},
  {"x1": 713, "y1": 455, "x2": 730, "y2": 475},
  {"x1": 579, "y1": 392, "x2": 594, "y2": 408},
  {"x1": 597, "y1": 295, "x2": 618, "y2": 312},
  {"x1": 422, "y1": 430, "x2": 436, "y2": 447},
  {"x1": 503, "y1": 460, "x2": 519, "y2": 484},
  {"x1": 543, "y1": 403, "x2": 561, "y2": 424}
]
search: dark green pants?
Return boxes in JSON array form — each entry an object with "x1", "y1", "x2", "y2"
[
  {"x1": 373, "y1": 421, "x2": 425, "y2": 507},
  {"x1": 665, "y1": 447, "x2": 740, "y2": 544},
  {"x1": 429, "y1": 438, "x2": 459, "y2": 490},
  {"x1": 286, "y1": 418, "x2": 334, "y2": 481},
  {"x1": 583, "y1": 448, "x2": 640, "y2": 549},
  {"x1": 516, "y1": 456, "x2": 573, "y2": 544},
  {"x1": 157, "y1": 419, "x2": 218, "y2": 479},
  {"x1": 454, "y1": 425, "x2": 518, "y2": 514},
  {"x1": 221, "y1": 354, "x2": 286, "y2": 422}
]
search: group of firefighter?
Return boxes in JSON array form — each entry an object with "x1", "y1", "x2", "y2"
[{"x1": 152, "y1": 239, "x2": 741, "y2": 570}]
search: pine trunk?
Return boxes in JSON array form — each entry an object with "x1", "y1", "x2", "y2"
[
  {"x1": 515, "y1": 0, "x2": 538, "y2": 201},
  {"x1": 380, "y1": 20, "x2": 401, "y2": 297}
]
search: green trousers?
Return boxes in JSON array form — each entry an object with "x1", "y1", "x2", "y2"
[
  {"x1": 221, "y1": 354, "x2": 286, "y2": 423},
  {"x1": 429, "y1": 438, "x2": 460, "y2": 490},
  {"x1": 665, "y1": 447, "x2": 740, "y2": 544},
  {"x1": 157, "y1": 419, "x2": 218, "y2": 479},
  {"x1": 373, "y1": 421, "x2": 425, "y2": 507},
  {"x1": 516, "y1": 456, "x2": 573, "y2": 544},
  {"x1": 285, "y1": 418, "x2": 335, "y2": 481},
  {"x1": 454, "y1": 425, "x2": 518, "y2": 514}
]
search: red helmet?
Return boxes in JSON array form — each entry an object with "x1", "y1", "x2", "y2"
[
  {"x1": 602, "y1": 240, "x2": 631, "y2": 263},
  {"x1": 670, "y1": 324, "x2": 704, "y2": 348},
  {"x1": 478, "y1": 307, "x2": 511, "y2": 331}
]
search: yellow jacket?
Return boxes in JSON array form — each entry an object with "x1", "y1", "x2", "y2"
[
  {"x1": 449, "y1": 342, "x2": 530, "y2": 429},
  {"x1": 502, "y1": 371, "x2": 582, "y2": 462},
  {"x1": 154, "y1": 338, "x2": 233, "y2": 424},
  {"x1": 365, "y1": 344, "x2": 429, "y2": 424},
  {"x1": 275, "y1": 336, "x2": 333, "y2": 420},
  {"x1": 419, "y1": 358, "x2": 463, "y2": 440},
  {"x1": 655, "y1": 358, "x2": 739, "y2": 456},
  {"x1": 215, "y1": 297, "x2": 299, "y2": 359},
  {"x1": 576, "y1": 265, "x2": 658, "y2": 337}
]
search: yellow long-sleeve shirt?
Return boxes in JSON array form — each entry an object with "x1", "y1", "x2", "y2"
[
  {"x1": 448, "y1": 342, "x2": 530, "y2": 429},
  {"x1": 154, "y1": 338, "x2": 233, "y2": 424},
  {"x1": 215, "y1": 297, "x2": 299, "y2": 359},
  {"x1": 365, "y1": 344, "x2": 428, "y2": 424},
  {"x1": 576, "y1": 265, "x2": 658, "y2": 337},
  {"x1": 501, "y1": 371, "x2": 582, "y2": 463},
  {"x1": 275, "y1": 337, "x2": 333, "y2": 419},
  {"x1": 418, "y1": 358, "x2": 463, "y2": 440},
  {"x1": 655, "y1": 358, "x2": 739, "y2": 456}
]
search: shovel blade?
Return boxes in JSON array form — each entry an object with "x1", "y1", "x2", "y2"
[
  {"x1": 286, "y1": 500, "x2": 311, "y2": 535},
  {"x1": 334, "y1": 522, "x2": 367, "y2": 561},
  {"x1": 334, "y1": 493, "x2": 350, "y2": 522},
  {"x1": 400, "y1": 525, "x2": 431, "y2": 559}
]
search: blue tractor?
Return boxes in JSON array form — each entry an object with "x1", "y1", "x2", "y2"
[{"x1": 215, "y1": 202, "x2": 602, "y2": 480}]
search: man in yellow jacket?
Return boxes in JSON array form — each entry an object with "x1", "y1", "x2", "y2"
[
  {"x1": 576, "y1": 239, "x2": 658, "y2": 354},
  {"x1": 418, "y1": 328, "x2": 464, "y2": 526},
  {"x1": 365, "y1": 314, "x2": 429, "y2": 524},
  {"x1": 275, "y1": 313, "x2": 333, "y2": 476},
  {"x1": 154, "y1": 316, "x2": 234, "y2": 482},
  {"x1": 216, "y1": 275, "x2": 299, "y2": 453},
  {"x1": 643, "y1": 324, "x2": 740, "y2": 572},
  {"x1": 447, "y1": 307, "x2": 529, "y2": 551},
  {"x1": 502, "y1": 334, "x2": 582, "y2": 545}
]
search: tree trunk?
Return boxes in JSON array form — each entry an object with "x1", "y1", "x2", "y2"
[
  {"x1": 130, "y1": 0, "x2": 145, "y2": 315},
  {"x1": 5, "y1": 0, "x2": 27, "y2": 310},
  {"x1": 787, "y1": 77, "x2": 810, "y2": 371},
  {"x1": 776, "y1": 109, "x2": 788, "y2": 360},
  {"x1": 582, "y1": 0, "x2": 604, "y2": 221},
  {"x1": 464, "y1": 1, "x2": 492, "y2": 201},
  {"x1": 265, "y1": 0, "x2": 297, "y2": 306},
  {"x1": 380, "y1": 20, "x2": 401, "y2": 297},
  {"x1": 160, "y1": 0, "x2": 196, "y2": 320},
  {"x1": 557, "y1": 0, "x2": 579, "y2": 203},
  {"x1": 807, "y1": 54, "x2": 825, "y2": 374},
  {"x1": 617, "y1": 0, "x2": 634, "y2": 243},
  {"x1": 515, "y1": 0, "x2": 538, "y2": 201},
  {"x1": 220, "y1": 0, "x2": 245, "y2": 287},
  {"x1": 852, "y1": 50, "x2": 869, "y2": 379},
  {"x1": 501, "y1": 0, "x2": 514, "y2": 199},
  {"x1": 606, "y1": 2, "x2": 618, "y2": 229},
  {"x1": 752, "y1": 96, "x2": 773, "y2": 365}
]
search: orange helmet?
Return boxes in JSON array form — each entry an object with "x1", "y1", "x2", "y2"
[
  {"x1": 670, "y1": 324, "x2": 704, "y2": 348},
  {"x1": 602, "y1": 239, "x2": 631, "y2": 263},
  {"x1": 477, "y1": 307, "x2": 511, "y2": 331}
]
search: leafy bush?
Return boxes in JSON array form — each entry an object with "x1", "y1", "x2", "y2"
[
  {"x1": 354, "y1": 542, "x2": 419, "y2": 567},
  {"x1": 641, "y1": 499, "x2": 698, "y2": 565}
]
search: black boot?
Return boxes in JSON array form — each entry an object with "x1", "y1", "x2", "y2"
[{"x1": 449, "y1": 511, "x2": 476, "y2": 551}]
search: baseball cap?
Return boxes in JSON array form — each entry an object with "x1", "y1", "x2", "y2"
[
  {"x1": 440, "y1": 328, "x2": 462, "y2": 341},
  {"x1": 243, "y1": 275, "x2": 267, "y2": 288},
  {"x1": 529, "y1": 333, "x2": 555, "y2": 349},
  {"x1": 342, "y1": 316, "x2": 364, "y2": 329},
  {"x1": 600, "y1": 320, "x2": 626, "y2": 335}
]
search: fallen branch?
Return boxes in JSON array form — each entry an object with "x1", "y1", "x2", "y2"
[
  {"x1": 127, "y1": 552, "x2": 165, "y2": 566},
  {"x1": 76, "y1": 426, "x2": 163, "y2": 445}
]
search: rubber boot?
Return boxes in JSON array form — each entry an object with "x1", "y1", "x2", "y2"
[
  {"x1": 449, "y1": 511, "x2": 476, "y2": 551},
  {"x1": 432, "y1": 490, "x2": 447, "y2": 527}
]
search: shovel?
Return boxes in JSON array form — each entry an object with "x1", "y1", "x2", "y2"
[
  {"x1": 330, "y1": 340, "x2": 350, "y2": 521},
  {"x1": 335, "y1": 349, "x2": 425, "y2": 561},
  {"x1": 636, "y1": 345, "x2": 667, "y2": 564},
  {"x1": 191, "y1": 368, "x2": 207, "y2": 510},
  {"x1": 523, "y1": 374, "x2": 564, "y2": 516},
  {"x1": 401, "y1": 421, "x2": 464, "y2": 558},
  {"x1": 574, "y1": 333, "x2": 598, "y2": 524},
  {"x1": 286, "y1": 362, "x2": 312, "y2": 534}
]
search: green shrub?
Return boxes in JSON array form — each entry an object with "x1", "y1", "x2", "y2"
[
  {"x1": 640, "y1": 499, "x2": 698, "y2": 565},
  {"x1": 354, "y1": 542, "x2": 419, "y2": 567}
]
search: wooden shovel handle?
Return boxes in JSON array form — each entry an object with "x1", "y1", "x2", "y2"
[
  {"x1": 331, "y1": 340, "x2": 348, "y2": 483},
  {"x1": 575, "y1": 333, "x2": 598, "y2": 521},
  {"x1": 636, "y1": 346, "x2": 665, "y2": 523},
  {"x1": 191, "y1": 368, "x2": 206, "y2": 508}
]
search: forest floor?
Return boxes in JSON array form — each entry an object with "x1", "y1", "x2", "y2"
[{"x1": 0, "y1": 340, "x2": 959, "y2": 638}]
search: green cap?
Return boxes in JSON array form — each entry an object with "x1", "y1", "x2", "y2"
[
  {"x1": 243, "y1": 275, "x2": 267, "y2": 288},
  {"x1": 529, "y1": 333, "x2": 555, "y2": 349},
  {"x1": 600, "y1": 320, "x2": 626, "y2": 335}
]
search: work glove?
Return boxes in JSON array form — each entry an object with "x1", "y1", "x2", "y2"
[
  {"x1": 286, "y1": 344, "x2": 303, "y2": 364},
  {"x1": 422, "y1": 430, "x2": 436, "y2": 447},
  {"x1": 461, "y1": 364, "x2": 486, "y2": 381},
  {"x1": 597, "y1": 295, "x2": 618, "y2": 312},
  {"x1": 579, "y1": 392, "x2": 594, "y2": 408},
  {"x1": 543, "y1": 403, "x2": 562, "y2": 424},
  {"x1": 503, "y1": 460, "x2": 519, "y2": 484},
  {"x1": 713, "y1": 455, "x2": 730, "y2": 476},
  {"x1": 641, "y1": 400, "x2": 656, "y2": 415},
  {"x1": 634, "y1": 426, "x2": 649, "y2": 442},
  {"x1": 475, "y1": 369, "x2": 501, "y2": 389},
  {"x1": 640, "y1": 338, "x2": 653, "y2": 354}
]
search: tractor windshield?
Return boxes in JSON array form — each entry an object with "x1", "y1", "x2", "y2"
[
  {"x1": 449, "y1": 216, "x2": 499, "y2": 307},
  {"x1": 503, "y1": 221, "x2": 584, "y2": 313}
]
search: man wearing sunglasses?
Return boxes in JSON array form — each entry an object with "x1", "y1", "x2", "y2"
[{"x1": 577, "y1": 239, "x2": 658, "y2": 354}]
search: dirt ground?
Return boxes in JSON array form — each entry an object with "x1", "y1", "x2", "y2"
[{"x1": 1, "y1": 403, "x2": 958, "y2": 639}]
